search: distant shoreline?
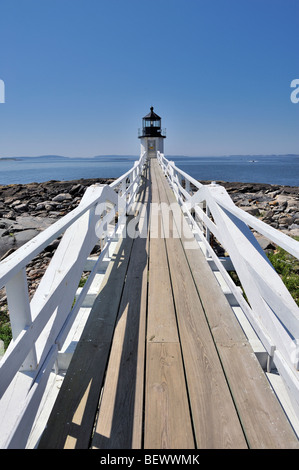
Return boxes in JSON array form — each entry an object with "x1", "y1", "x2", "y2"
[{"x1": 1, "y1": 153, "x2": 299, "y2": 160}]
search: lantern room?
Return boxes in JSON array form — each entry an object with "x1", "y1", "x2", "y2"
[{"x1": 138, "y1": 106, "x2": 166, "y2": 157}]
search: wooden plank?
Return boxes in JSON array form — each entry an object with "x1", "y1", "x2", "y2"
[
  {"x1": 144, "y1": 342, "x2": 194, "y2": 449},
  {"x1": 153, "y1": 160, "x2": 248, "y2": 448},
  {"x1": 147, "y1": 163, "x2": 179, "y2": 343},
  {"x1": 91, "y1": 234, "x2": 148, "y2": 449},
  {"x1": 147, "y1": 235, "x2": 179, "y2": 343},
  {"x1": 179, "y1": 220, "x2": 299, "y2": 448},
  {"x1": 155, "y1": 160, "x2": 299, "y2": 449},
  {"x1": 91, "y1": 165, "x2": 151, "y2": 449},
  {"x1": 37, "y1": 232, "x2": 134, "y2": 449},
  {"x1": 144, "y1": 160, "x2": 194, "y2": 449},
  {"x1": 165, "y1": 237, "x2": 247, "y2": 448}
]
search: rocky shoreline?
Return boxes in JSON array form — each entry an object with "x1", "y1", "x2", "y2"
[
  {"x1": 0, "y1": 178, "x2": 114, "y2": 260},
  {"x1": 0, "y1": 177, "x2": 298, "y2": 308}
]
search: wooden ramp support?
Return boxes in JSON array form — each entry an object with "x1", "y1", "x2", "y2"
[{"x1": 38, "y1": 159, "x2": 299, "y2": 449}]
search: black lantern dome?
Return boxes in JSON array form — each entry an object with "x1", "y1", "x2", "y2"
[{"x1": 138, "y1": 106, "x2": 166, "y2": 138}]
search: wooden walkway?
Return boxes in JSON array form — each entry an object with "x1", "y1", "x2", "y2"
[{"x1": 38, "y1": 158, "x2": 299, "y2": 449}]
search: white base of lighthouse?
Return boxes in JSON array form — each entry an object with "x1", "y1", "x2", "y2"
[{"x1": 140, "y1": 136, "x2": 164, "y2": 158}]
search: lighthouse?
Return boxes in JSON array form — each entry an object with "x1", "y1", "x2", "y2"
[{"x1": 138, "y1": 106, "x2": 166, "y2": 158}]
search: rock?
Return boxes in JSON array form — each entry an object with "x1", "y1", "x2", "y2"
[
  {"x1": 255, "y1": 235, "x2": 276, "y2": 251},
  {"x1": 36, "y1": 202, "x2": 46, "y2": 210},
  {"x1": 0, "y1": 229, "x2": 40, "y2": 259},
  {"x1": 14, "y1": 203, "x2": 29, "y2": 212},
  {"x1": 0, "y1": 248, "x2": 16, "y2": 261},
  {"x1": 262, "y1": 210, "x2": 274, "y2": 220},
  {"x1": 52, "y1": 193, "x2": 72, "y2": 202},
  {"x1": 278, "y1": 216, "x2": 294, "y2": 227},
  {"x1": 70, "y1": 184, "x2": 84, "y2": 196},
  {"x1": 10, "y1": 199, "x2": 22, "y2": 207},
  {"x1": 44, "y1": 239, "x2": 60, "y2": 252},
  {"x1": 6, "y1": 211, "x2": 16, "y2": 220},
  {"x1": 243, "y1": 207, "x2": 260, "y2": 216},
  {"x1": 275, "y1": 195, "x2": 291, "y2": 204},
  {"x1": 0, "y1": 235, "x2": 16, "y2": 258},
  {"x1": 269, "y1": 222, "x2": 279, "y2": 229},
  {"x1": 267, "y1": 189, "x2": 281, "y2": 198},
  {"x1": 27, "y1": 268, "x2": 46, "y2": 280},
  {"x1": 14, "y1": 229, "x2": 40, "y2": 244},
  {"x1": 239, "y1": 199, "x2": 251, "y2": 207}
]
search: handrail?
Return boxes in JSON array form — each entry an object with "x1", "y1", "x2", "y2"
[
  {"x1": 157, "y1": 151, "x2": 299, "y2": 420},
  {"x1": 0, "y1": 150, "x2": 147, "y2": 448}
]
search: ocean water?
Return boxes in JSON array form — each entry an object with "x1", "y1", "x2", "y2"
[{"x1": 0, "y1": 154, "x2": 298, "y2": 187}]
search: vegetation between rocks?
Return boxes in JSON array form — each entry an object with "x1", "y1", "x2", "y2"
[{"x1": 266, "y1": 236, "x2": 299, "y2": 306}]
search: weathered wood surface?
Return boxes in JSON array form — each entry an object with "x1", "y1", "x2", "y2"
[
  {"x1": 153, "y1": 159, "x2": 299, "y2": 449},
  {"x1": 38, "y1": 158, "x2": 299, "y2": 449},
  {"x1": 91, "y1": 171, "x2": 150, "y2": 449},
  {"x1": 144, "y1": 163, "x2": 194, "y2": 449},
  {"x1": 38, "y1": 165, "x2": 150, "y2": 449}
]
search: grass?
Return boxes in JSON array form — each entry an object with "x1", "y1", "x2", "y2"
[
  {"x1": 266, "y1": 236, "x2": 299, "y2": 307},
  {"x1": 228, "y1": 236, "x2": 299, "y2": 308},
  {"x1": 0, "y1": 307, "x2": 12, "y2": 351}
]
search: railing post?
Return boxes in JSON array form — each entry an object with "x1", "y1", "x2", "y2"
[
  {"x1": 133, "y1": 161, "x2": 139, "y2": 200},
  {"x1": 121, "y1": 179, "x2": 126, "y2": 198},
  {"x1": 205, "y1": 204, "x2": 211, "y2": 258},
  {"x1": 185, "y1": 179, "x2": 190, "y2": 194},
  {"x1": 5, "y1": 268, "x2": 38, "y2": 371}
]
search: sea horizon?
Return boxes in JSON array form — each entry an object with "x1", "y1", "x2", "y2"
[{"x1": 0, "y1": 154, "x2": 298, "y2": 187}]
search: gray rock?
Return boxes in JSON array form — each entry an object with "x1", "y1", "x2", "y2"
[
  {"x1": 255, "y1": 235, "x2": 276, "y2": 251},
  {"x1": 278, "y1": 216, "x2": 294, "y2": 226},
  {"x1": 0, "y1": 229, "x2": 40, "y2": 259},
  {"x1": 243, "y1": 207, "x2": 260, "y2": 216},
  {"x1": 262, "y1": 210, "x2": 274, "y2": 220},
  {"x1": 10, "y1": 199, "x2": 22, "y2": 207},
  {"x1": 14, "y1": 229, "x2": 40, "y2": 244},
  {"x1": 0, "y1": 235, "x2": 16, "y2": 258},
  {"x1": 52, "y1": 193, "x2": 72, "y2": 202},
  {"x1": 5, "y1": 211, "x2": 16, "y2": 220},
  {"x1": 15, "y1": 215, "x2": 57, "y2": 231},
  {"x1": 0, "y1": 248, "x2": 16, "y2": 261},
  {"x1": 14, "y1": 203, "x2": 28, "y2": 212}
]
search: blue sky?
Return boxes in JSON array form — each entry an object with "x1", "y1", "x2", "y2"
[{"x1": 0, "y1": 0, "x2": 298, "y2": 157}]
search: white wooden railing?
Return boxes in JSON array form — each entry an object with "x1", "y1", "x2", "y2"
[
  {"x1": 157, "y1": 151, "x2": 299, "y2": 422},
  {"x1": 0, "y1": 151, "x2": 147, "y2": 448}
]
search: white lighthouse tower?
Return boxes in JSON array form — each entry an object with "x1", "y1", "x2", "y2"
[{"x1": 138, "y1": 106, "x2": 166, "y2": 158}]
